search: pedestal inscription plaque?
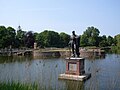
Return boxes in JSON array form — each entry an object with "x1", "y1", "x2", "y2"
[{"x1": 69, "y1": 63, "x2": 77, "y2": 71}]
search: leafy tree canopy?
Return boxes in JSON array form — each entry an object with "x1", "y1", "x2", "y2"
[
  {"x1": 0, "y1": 25, "x2": 118, "y2": 49},
  {"x1": 59, "y1": 32, "x2": 70, "y2": 48},
  {"x1": 80, "y1": 26, "x2": 100, "y2": 47}
]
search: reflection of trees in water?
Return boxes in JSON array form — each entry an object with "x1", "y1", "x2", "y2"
[
  {"x1": 0, "y1": 56, "x2": 33, "y2": 63},
  {"x1": 85, "y1": 54, "x2": 120, "y2": 90},
  {"x1": 111, "y1": 46, "x2": 120, "y2": 54},
  {"x1": 65, "y1": 80, "x2": 84, "y2": 90},
  {"x1": 85, "y1": 60, "x2": 100, "y2": 90},
  {"x1": 85, "y1": 55, "x2": 106, "y2": 60},
  {"x1": 0, "y1": 54, "x2": 120, "y2": 89}
]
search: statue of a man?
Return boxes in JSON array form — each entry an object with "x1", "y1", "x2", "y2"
[{"x1": 69, "y1": 31, "x2": 80, "y2": 57}]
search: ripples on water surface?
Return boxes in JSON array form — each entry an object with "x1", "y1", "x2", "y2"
[{"x1": 0, "y1": 54, "x2": 120, "y2": 90}]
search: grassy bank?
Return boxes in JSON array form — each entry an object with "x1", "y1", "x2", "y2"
[
  {"x1": 111, "y1": 46, "x2": 120, "y2": 54},
  {"x1": 0, "y1": 82, "x2": 38, "y2": 90}
]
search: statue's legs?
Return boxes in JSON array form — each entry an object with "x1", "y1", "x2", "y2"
[
  {"x1": 71, "y1": 43, "x2": 75, "y2": 57},
  {"x1": 75, "y1": 37, "x2": 80, "y2": 57},
  {"x1": 75, "y1": 44, "x2": 80, "y2": 57}
]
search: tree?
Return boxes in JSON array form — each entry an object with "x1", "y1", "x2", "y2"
[
  {"x1": 80, "y1": 34, "x2": 88, "y2": 46},
  {"x1": 16, "y1": 26, "x2": 26, "y2": 47},
  {"x1": 7, "y1": 27, "x2": 16, "y2": 47},
  {"x1": 112, "y1": 34, "x2": 120, "y2": 53},
  {"x1": 36, "y1": 30, "x2": 60, "y2": 47},
  {"x1": 34, "y1": 32, "x2": 39, "y2": 42},
  {"x1": 99, "y1": 35, "x2": 108, "y2": 47},
  {"x1": 107, "y1": 36, "x2": 114, "y2": 46},
  {"x1": 25, "y1": 31, "x2": 35, "y2": 48},
  {"x1": 59, "y1": 32, "x2": 70, "y2": 48},
  {"x1": 36, "y1": 33, "x2": 43, "y2": 48},
  {"x1": 114, "y1": 34, "x2": 120, "y2": 47},
  {"x1": 88, "y1": 27, "x2": 100, "y2": 46},
  {"x1": 0, "y1": 26, "x2": 9, "y2": 48},
  {"x1": 80, "y1": 26, "x2": 100, "y2": 46}
]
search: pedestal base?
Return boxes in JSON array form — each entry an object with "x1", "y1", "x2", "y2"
[
  {"x1": 65, "y1": 57, "x2": 85, "y2": 75},
  {"x1": 58, "y1": 73, "x2": 91, "y2": 81}
]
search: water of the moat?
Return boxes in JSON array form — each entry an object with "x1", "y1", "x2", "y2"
[{"x1": 0, "y1": 54, "x2": 120, "y2": 90}]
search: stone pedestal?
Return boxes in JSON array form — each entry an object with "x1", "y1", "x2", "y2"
[
  {"x1": 65, "y1": 57, "x2": 85, "y2": 75},
  {"x1": 58, "y1": 57, "x2": 91, "y2": 81}
]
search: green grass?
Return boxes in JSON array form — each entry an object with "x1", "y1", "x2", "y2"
[
  {"x1": 111, "y1": 46, "x2": 120, "y2": 54},
  {"x1": 0, "y1": 82, "x2": 39, "y2": 90}
]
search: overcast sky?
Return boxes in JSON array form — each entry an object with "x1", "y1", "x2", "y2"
[{"x1": 0, "y1": 0, "x2": 120, "y2": 36}]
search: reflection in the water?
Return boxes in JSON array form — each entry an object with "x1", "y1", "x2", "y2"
[
  {"x1": 0, "y1": 54, "x2": 120, "y2": 90},
  {"x1": 0, "y1": 56, "x2": 33, "y2": 63},
  {"x1": 65, "y1": 80, "x2": 84, "y2": 90}
]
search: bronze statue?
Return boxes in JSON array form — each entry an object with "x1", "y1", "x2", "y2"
[{"x1": 69, "y1": 31, "x2": 80, "y2": 57}]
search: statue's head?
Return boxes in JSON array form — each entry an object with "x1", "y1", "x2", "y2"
[{"x1": 72, "y1": 31, "x2": 75, "y2": 35}]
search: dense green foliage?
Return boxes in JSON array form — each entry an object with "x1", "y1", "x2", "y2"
[
  {"x1": 35, "y1": 31, "x2": 70, "y2": 48},
  {"x1": 0, "y1": 26, "x2": 16, "y2": 48},
  {"x1": 25, "y1": 31, "x2": 35, "y2": 48},
  {"x1": 16, "y1": 26, "x2": 26, "y2": 47},
  {"x1": 80, "y1": 26, "x2": 116, "y2": 47},
  {"x1": 0, "y1": 25, "x2": 119, "y2": 49},
  {"x1": 111, "y1": 34, "x2": 120, "y2": 54},
  {"x1": 59, "y1": 32, "x2": 70, "y2": 47},
  {"x1": 114, "y1": 34, "x2": 120, "y2": 47},
  {"x1": 0, "y1": 82, "x2": 38, "y2": 90},
  {"x1": 80, "y1": 26, "x2": 100, "y2": 46},
  {"x1": 36, "y1": 30, "x2": 62, "y2": 47}
]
